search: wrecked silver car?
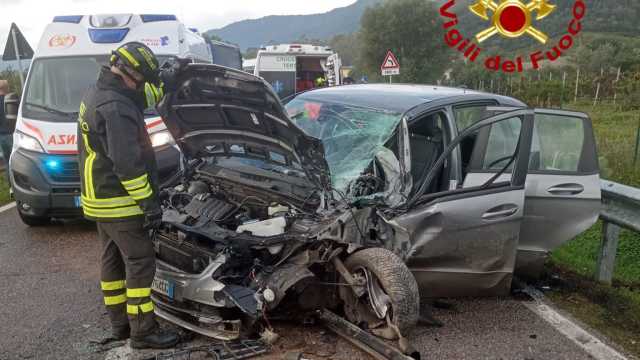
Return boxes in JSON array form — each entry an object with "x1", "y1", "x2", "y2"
[{"x1": 150, "y1": 62, "x2": 601, "y2": 342}]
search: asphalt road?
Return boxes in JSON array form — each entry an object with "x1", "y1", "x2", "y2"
[{"x1": 0, "y1": 204, "x2": 612, "y2": 360}]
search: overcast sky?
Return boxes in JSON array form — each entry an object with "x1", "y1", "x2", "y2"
[{"x1": 0, "y1": 0, "x2": 356, "y2": 53}]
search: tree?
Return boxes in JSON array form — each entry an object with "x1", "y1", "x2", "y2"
[
  {"x1": 358, "y1": 0, "x2": 449, "y2": 83},
  {"x1": 243, "y1": 48, "x2": 259, "y2": 60},
  {"x1": 0, "y1": 69, "x2": 24, "y2": 95},
  {"x1": 204, "y1": 33, "x2": 224, "y2": 42},
  {"x1": 329, "y1": 33, "x2": 360, "y2": 66}
]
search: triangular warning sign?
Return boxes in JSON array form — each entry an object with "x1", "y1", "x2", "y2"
[
  {"x1": 3, "y1": 23, "x2": 34, "y2": 61},
  {"x1": 381, "y1": 51, "x2": 400, "y2": 70}
]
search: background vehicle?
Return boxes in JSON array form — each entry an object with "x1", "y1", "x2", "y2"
[
  {"x1": 10, "y1": 14, "x2": 212, "y2": 226},
  {"x1": 253, "y1": 44, "x2": 341, "y2": 98}
]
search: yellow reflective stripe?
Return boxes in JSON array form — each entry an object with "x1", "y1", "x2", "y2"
[
  {"x1": 118, "y1": 48, "x2": 140, "y2": 67},
  {"x1": 137, "y1": 47, "x2": 157, "y2": 70},
  {"x1": 144, "y1": 83, "x2": 156, "y2": 108},
  {"x1": 101, "y1": 280, "x2": 126, "y2": 291},
  {"x1": 82, "y1": 133, "x2": 96, "y2": 199},
  {"x1": 127, "y1": 302, "x2": 154, "y2": 314},
  {"x1": 128, "y1": 183, "x2": 153, "y2": 201},
  {"x1": 82, "y1": 205, "x2": 144, "y2": 218},
  {"x1": 127, "y1": 288, "x2": 151, "y2": 298},
  {"x1": 121, "y1": 174, "x2": 149, "y2": 191},
  {"x1": 79, "y1": 102, "x2": 86, "y2": 118},
  {"x1": 82, "y1": 196, "x2": 136, "y2": 208},
  {"x1": 104, "y1": 294, "x2": 127, "y2": 306}
]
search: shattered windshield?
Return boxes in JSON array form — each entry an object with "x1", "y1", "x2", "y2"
[{"x1": 286, "y1": 98, "x2": 402, "y2": 191}]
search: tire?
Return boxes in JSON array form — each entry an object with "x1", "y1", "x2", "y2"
[
  {"x1": 17, "y1": 207, "x2": 51, "y2": 227},
  {"x1": 343, "y1": 247, "x2": 420, "y2": 334}
]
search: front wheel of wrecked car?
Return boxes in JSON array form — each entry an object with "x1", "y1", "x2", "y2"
[{"x1": 340, "y1": 247, "x2": 420, "y2": 337}]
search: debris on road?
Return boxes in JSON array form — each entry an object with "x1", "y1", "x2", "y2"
[
  {"x1": 144, "y1": 339, "x2": 270, "y2": 360},
  {"x1": 317, "y1": 308, "x2": 420, "y2": 360}
]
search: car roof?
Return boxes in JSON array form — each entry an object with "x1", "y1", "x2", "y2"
[{"x1": 292, "y1": 84, "x2": 526, "y2": 114}]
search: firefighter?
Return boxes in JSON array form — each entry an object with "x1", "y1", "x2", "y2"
[
  {"x1": 77, "y1": 42, "x2": 178, "y2": 349},
  {"x1": 315, "y1": 75, "x2": 327, "y2": 88}
]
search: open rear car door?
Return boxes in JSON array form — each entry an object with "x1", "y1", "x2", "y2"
[{"x1": 463, "y1": 109, "x2": 601, "y2": 278}]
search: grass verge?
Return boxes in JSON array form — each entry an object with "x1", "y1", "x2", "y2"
[
  {"x1": 0, "y1": 174, "x2": 11, "y2": 206},
  {"x1": 545, "y1": 265, "x2": 640, "y2": 358},
  {"x1": 544, "y1": 102, "x2": 640, "y2": 356}
]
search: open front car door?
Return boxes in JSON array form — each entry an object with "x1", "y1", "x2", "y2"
[{"x1": 390, "y1": 109, "x2": 534, "y2": 297}]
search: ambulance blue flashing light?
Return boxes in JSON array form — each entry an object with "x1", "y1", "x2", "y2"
[
  {"x1": 140, "y1": 15, "x2": 177, "y2": 23},
  {"x1": 53, "y1": 16, "x2": 83, "y2": 24},
  {"x1": 88, "y1": 28, "x2": 130, "y2": 44}
]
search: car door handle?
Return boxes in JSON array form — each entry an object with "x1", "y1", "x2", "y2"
[
  {"x1": 482, "y1": 204, "x2": 519, "y2": 220},
  {"x1": 547, "y1": 183, "x2": 584, "y2": 195}
]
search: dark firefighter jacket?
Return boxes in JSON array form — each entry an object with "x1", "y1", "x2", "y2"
[{"x1": 78, "y1": 67, "x2": 160, "y2": 221}]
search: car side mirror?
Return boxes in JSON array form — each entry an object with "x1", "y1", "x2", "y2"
[{"x1": 4, "y1": 93, "x2": 19, "y2": 133}]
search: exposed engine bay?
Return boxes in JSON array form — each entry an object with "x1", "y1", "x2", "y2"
[{"x1": 152, "y1": 155, "x2": 417, "y2": 346}]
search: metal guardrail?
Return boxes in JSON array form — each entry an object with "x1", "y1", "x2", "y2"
[{"x1": 596, "y1": 180, "x2": 640, "y2": 284}]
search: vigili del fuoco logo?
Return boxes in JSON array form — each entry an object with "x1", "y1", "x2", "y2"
[{"x1": 440, "y1": 0, "x2": 586, "y2": 73}]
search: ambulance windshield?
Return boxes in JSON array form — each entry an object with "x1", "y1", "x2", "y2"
[
  {"x1": 23, "y1": 55, "x2": 173, "y2": 122},
  {"x1": 23, "y1": 56, "x2": 107, "y2": 121}
]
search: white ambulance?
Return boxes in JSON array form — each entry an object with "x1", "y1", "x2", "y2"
[
  {"x1": 254, "y1": 44, "x2": 342, "y2": 99},
  {"x1": 10, "y1": 14, "x2": 212, "y2": 226}
]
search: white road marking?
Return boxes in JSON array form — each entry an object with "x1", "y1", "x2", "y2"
[
  {"x1": 522, "y1": 301, "x2": 628, "y2": 360},
  {"x1": 0, "y1": 202, "x2": 16, "y2": 213}
]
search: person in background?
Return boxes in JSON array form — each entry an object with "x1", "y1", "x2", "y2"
[
  {"x1": 0, "y1": 80, "x2": 13, "y2": 181},
  {"x1": 315, "y1": 75, "x2": 327, "y2": 88}
]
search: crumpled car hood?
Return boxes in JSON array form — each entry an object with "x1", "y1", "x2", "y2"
[{"x1": 158, "y1": 62, "x2": 331, "y2": 190}]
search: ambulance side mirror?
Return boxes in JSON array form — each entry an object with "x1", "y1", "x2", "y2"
[{"x1": 4, "y1": 93, "x2": 19, "y2": 133}]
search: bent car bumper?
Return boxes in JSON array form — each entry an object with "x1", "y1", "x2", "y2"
[{"x1": 151, "y1": 258, "x2": 242, "y2": 340}]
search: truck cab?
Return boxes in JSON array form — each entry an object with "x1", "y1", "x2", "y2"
[
  {"x1": 10, "y1": 14, "x2": 212, "y2": 226},
  {"x1": 254, "y1": 44, "x2": 341, "y2": 99}
]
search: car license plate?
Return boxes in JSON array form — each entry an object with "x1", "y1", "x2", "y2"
[
  {"x1": 152, "y1": 278, "x2": 175, "y2": 299},
  {"x1": 74, "y1": 196, "x2": 81, "y2": 207}
]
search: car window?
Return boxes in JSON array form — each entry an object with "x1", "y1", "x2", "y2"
[
  {"x1": 530, "y1": 114, "x2": 585, "y2": 172},
  {"x1": 285, "y1": 98, "x2": 402, "y2": 191},
  {"x1": 482, "y1": 117, "x2": 522, "y2": 170},
  {"x1": 453, "y1": 104, "x2": 497, "y2": 130},
  {"x1": 411, "y1": 112, "x2": 528, "y2": 204},
  {"x1": 23, "y1": 56, "x2": 107, "y2": 121}
]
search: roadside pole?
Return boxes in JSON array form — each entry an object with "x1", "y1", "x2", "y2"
[
  {"x1": 561, "y1": 72, "x2": 567, "y2": 108},
  {"x1": 634, "y1": 115, "x2": 640, "y2": 166},
  {"x1": 10, "y1": 27, "x2": 25, "y2": 88},
  {"x1": 574, "y1": 68, "x2": 580, "y2": 103}
]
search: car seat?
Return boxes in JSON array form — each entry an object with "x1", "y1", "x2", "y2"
[{"x1": 410, "y1": 119, "x2": 444, "y2": 194}]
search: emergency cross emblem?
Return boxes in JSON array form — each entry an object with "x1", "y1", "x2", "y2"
[{"x1": 469, "y1": 0, "x2": 556, "y2": 44}]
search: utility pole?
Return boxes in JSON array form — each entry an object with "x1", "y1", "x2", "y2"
[
  {"x1": 574, "y1": 68, "x2": 580, "y2": 103},
  {"x1": 559, "y1": 72, "x2": 566, "y2": 108}
]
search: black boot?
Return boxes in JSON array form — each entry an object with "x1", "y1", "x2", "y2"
[
  {"x1": 130, "y1": 327, "x2": 179, "y2": 349},
  {"x1": 112, "y1": 324, "x2": 130, "y2": 340}
]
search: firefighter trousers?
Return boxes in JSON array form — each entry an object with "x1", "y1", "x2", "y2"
[{"x1": 98, "y1": 219, "x2": 157, "y2": 337}]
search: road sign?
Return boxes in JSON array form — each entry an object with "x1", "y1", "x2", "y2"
[
  {"x1": 381, "y1": 50, "x2": 400, "y2": 77},
  {"x1": 2, "y1": 23, "x2": 33, "y2": 88},
  {"x1": 2, "y1": 23, "x2": 33, "y2": 61}
]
